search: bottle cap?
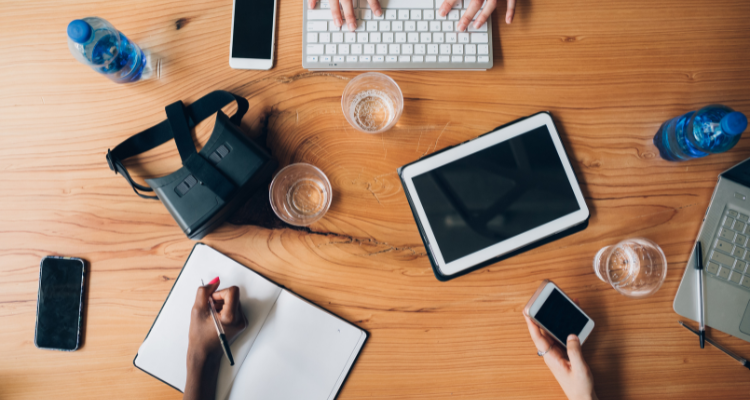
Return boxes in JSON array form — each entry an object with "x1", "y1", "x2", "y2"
[
  {"x1": 721, "y1": 112, "x2": 748, "y2": 136},
  {"x1": 67, "y1": 20, "x2": 93, "y2": 44}
]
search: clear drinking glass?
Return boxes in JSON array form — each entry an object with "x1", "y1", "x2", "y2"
[
  {"x1": 341, "y1": 72, "x2": 403, "y2": 134},
  {"x1": 269, "y1": 163, "x2": 332, "y2": 227},
  {"x1": 593, "y1": 238, "x2": 668, "y2": 298}
]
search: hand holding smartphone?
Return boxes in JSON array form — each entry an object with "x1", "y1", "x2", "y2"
[{"x1": 523, "y1": 280, "x2": 595, "y2": 347}]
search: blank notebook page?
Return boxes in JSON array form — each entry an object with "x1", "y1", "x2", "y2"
[
  {"x1": 226, "y1": 290, "x2": 366, "y2": 400},
  {"x1": 135, "y1": 244, "x2": 282, "y2": 395}
]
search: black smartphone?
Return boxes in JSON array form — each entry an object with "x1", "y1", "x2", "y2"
[{"x1": 34, "y1": 256, "x2": 86, "y2": 351}]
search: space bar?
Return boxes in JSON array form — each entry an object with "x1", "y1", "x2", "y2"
[{"x1": 359, "y1": 0, "x2": 433, "y2": 8}]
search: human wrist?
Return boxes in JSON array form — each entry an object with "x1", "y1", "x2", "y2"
[{"x1": 187, "y1": 346, "x2": 221, "y2": 371}]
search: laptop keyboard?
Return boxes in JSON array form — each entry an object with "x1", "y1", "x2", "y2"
[
  {"x1": 707, "y1": 209, "x2": 750, "y2": 290},
  {"x1": 302, "y1": 0, "x2": 493, "y2": 70}
]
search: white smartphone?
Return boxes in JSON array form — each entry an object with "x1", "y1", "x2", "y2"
[
  {"x1": 229, "y1": 0, "x2": 277, "y2": 70},
  {"x1": 523, "y1": 280, "x2": 595, "y2": 347}
]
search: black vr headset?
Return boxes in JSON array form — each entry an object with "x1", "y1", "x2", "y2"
[{"x1": 106, "y1": 91, "x2": 277, "y2": 240}]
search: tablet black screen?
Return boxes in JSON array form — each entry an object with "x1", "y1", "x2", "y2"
[{"x1": 411, "y1": 125, "x2": 580, "y2": 263}]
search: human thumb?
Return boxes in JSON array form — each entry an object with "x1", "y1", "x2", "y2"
[{"x1": 566, "y1": 334, "x2": 587, "y2": 372}]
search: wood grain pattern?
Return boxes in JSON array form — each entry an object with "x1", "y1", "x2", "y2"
[{"x1": 1, "y1": 0, "x2": 750, "y2": 398}]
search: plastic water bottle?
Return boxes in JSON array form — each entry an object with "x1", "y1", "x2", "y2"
[
  {"x1": 67, "y1": 17, "x2": 148, "y2": 84},
  {"x1": 653, "y1": 105, "x2": 748, "y2": 161}
]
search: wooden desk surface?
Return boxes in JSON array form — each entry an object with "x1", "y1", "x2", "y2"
[{"x1": 2, "y1": 0, "x2": 750, "y2": 398}]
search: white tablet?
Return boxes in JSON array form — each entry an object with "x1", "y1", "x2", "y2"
[{"x1": 398, "y1": 112, "x2": 590, "y2": 280}]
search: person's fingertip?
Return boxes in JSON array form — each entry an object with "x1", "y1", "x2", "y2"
[
  {"x1": 374, "y1": 9, "x2": 382, "y2": 16},
  {"x1": 457, "y1": 21, "x2": 466, "y2": 31},
  {"x1": 567, "y1": 334, "x2": 579, "y2": 343},
  {"x1": 348, "y1": 22, "x2": 356, "y2": 31},
  {"x1": 208, "y1": 276, "x2": 220, "y2": 285}
]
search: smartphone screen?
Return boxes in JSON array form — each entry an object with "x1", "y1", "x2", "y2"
[
  {"x1": 534, "y1": 288, "x2": 588, "y2": 343},
  {"x1": 231, "y1": 0, "x2": 275, "y2": 60},
  {"x1": 35, "y1": 257, "x2": 85, "y2": 351}
]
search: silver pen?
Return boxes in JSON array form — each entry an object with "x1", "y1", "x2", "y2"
[
  {"x1": 201, "y1": 279, "x2": 234, "y2": 366},
  {"x1": 680, "y1": 321, "x2": 750, "y2": 370}
]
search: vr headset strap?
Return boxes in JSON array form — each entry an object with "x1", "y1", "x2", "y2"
[{"x1": 106, "y1": 91, "x2": 249, "y2": 200}]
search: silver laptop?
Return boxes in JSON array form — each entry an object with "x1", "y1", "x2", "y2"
[
  {"x1": 675, "y1": 158, "x2": 750, "y2": 343},
  {"x1": 302, "y1": 0, "x2": 493, "y2": 71}
]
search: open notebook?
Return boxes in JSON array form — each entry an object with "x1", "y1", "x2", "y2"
[{"x1": 134, "y1": 243, "x2": 367, "y2": 400}]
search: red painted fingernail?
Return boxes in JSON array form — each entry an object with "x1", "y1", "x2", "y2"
[{"x1": 208, "y1": 276, "x2": 220, "y2": 285}]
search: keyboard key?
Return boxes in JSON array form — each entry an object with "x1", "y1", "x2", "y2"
[
  {"x1": 452, "y1": 44, "x2": 463, "y2": 54},
  {"x1": 383, "y1": 32, "x2": 394, "y2": 42},
  {"x1": 720, "y1": 228, "x2": 735, "y2": 241},
  {"x1": 706, "y1": 262, "x2": 720, "y2": 275},
  {"x1": 334, "y1": 55, "x2": 345, "y2": 62},
  {"x1": 367, "y1": 21, "x2": 378, "y2": 31},
  {"x1": 308, "y1": 21, "x2": 329, "y2": 31},
  {"x1": 357, "y1": 32, "x2": 369, "y2": 42},
  {"x1": 368, "y1": 0, "x2": 433, "y2": 9},
  {"x1": 329, "y1": 21, "x2": 342, "y2": 31},
  {"x1": 333, "y1": 32, "x2": 344, "y2": 42},
  {"x1": 377, "y1": 44, "x2": 388, "y2": 54},
  {"x1": 408, "y1": 32, "x2": 419, "y2": 42},
  {"x1": 740, "y1": 214, "x2": 749, "y2": 222},
  {"x1": 386, "y1": 55, "x2": 398, "y2": 62},
  {"x1": 307, "y1": 44, "x2": 325, "y2": 54},
  {"x1": 418, "y1": 21, "x2": 429, "y2": 31},
  {"x1": 307, "y1": 56, "x2": 319, "y2": 62},
  {"x1": 308, "y1": 10, "x2": 334, "y2": 20},
  {"x1": 471, "y1": 33, "x2": 489, "y2": 43},
  {"x1": 430, "y1": 21, "x2": 442, "y2": 31},
  {"x1": 373, "y1": 11, "x2": 384, "y2": 20},
  {"x1": 326, "y1": 44, "x2": 338, "y2": 54},
  {"x1": 729, "y1": 210, "x2": 739, "y2": 218},
  {"x1": 345, "y1": 32, "x2": 356, "y2": 42},
  {"x1": 718, "y1": 266, "x2": 731, "y2": 279},
  {"x1": 730, "y1": 271, "x2": 743, "y2": 284},
  {"x1": 415, "y1": 44, "x2": 426, "y2": 54},
  {"x1": 711, "y1": 250, "x2": 736, "y2": 267},
  {"x1": 371, "y1": 32, "x2": 382, "y2": 42},
  {"x1": 715, "y1": 238, "x2": 733, "y2": 253},
  {"x1": 386, "y1": 9, "x2": 397, "y2": 19},
  {"x1": 344, "y1": 55, "x2": 356, "y2": 62},
  {"x1": 380, "y1": 21, "x2": 391, "y2": 31},
  {"x1": 320, "y1": 32, "x2": 331, "y2": 42},
  {"x1": 742, "y1": 275, "x2": 750, "y2": 288},
  {"x1": 352, "y1": 44, "x2": 363, "y2": 54},
  {"x1": 451, "y1": 55, "x2": 462, "y2": 62},
  {"x1": 465, "y1": 55, "x2": 476, "y2": 62},
  {"x1": 413, "y1": 55, "x2": 424, "y2": 62},
  {"x1": 736, "y1": 234, "x2": 747, "y2": 246},
  {"x1": 411, "y1": 10, "x2": 422, "y2": 19},
  {"x1": 724, "y1": 217, "x2": 735, "y2": 227},
  {"x1": 392, "y1": 21, "x2": 403, "y2": 31},
  {"x1": 439, "y1": 55, "x2": 450, "y2": 62},
  {"x1": 426, "y1": 55, "x2": 437, "y2": 62},
  {"x1": 362, "y1": 9, "x2": 372, "y2": 19},
  {"x1": 478, "y1": 44, "x2": 489, "y2": 54},
  {"x1": 735, "y1": 221, "x2": 747, "y2": 232},
  {"x1": 360, "y1": 55, "x2": 371, "y2": 61},
  {"x1": 433, "y1": 32, "x2": 444, "y2": 42},
  {"x1": 396, "y1": 32, "x2": 407, "y2": 42},
  {"x1": 427, "y1": 44, "x2": 439, "y2": 54},
  {"x1": 423, "y1": 9, "x2": 435, "y2": 19},
  {"x1": 402, "y1": 44, "x2": 413, "y2": 54},
  {"x1": 405, "y1": 21, "x2": 416, "y2": 31},
  {"x1": 442, "y1": 21, "x2": 454, "y2": 31},
  {"x1": 339, "y1": 44, "x2": 350, "y2": 54},
  {"x1": 465, "y1": 44, "x2": 476, "y2": 54},
  {"x1": 458, "y1": 32, "x2": 470, "y2": 43},
  {"x1": 735, "y1": 261, "x2": 747, "y2": 272},
  {"x1": 399, "y1": 55, "x2": 411, "y2": 62},
  {"x1": 440, "y1": 44, "x2": 451, "y2": 54},
  {"x1": 373, "y1": 55, "x2": 385, "y2": 62},
  {"x1": 436, "y1": 11, "x2": 447, "y2": 20},
  {"x1": 421, "y1": 32, "x2": 432, "y2": 42},
  {"x1": 446, "y1": 33, "x2": 457, "y2": 43},
  {"x1": 452, "y1": 1, "x2": 461, "y2": 8},
  {"x1": 478, "y1": 55, "x2": 490, "y2": 62},
  {"x1": 364, "y1": 44, "x2": 375, "y2": 54},
  {"x1": 448, "y1": 10, "x2": 460, "y2": 20},
  {"x1": 733, "y1": 246, "x2": 745, "y2": 258},
  {"x1": 468, "y1": 21, "x2": 488, "y2": 32},
  {"x1": 308, "y1": 33, "x2": 319, "y2": 42},
  {"x1": 389, "y1": 44, "x2": 400, "y2": 54},
  {"x1": 399, "y1": 10, "x2": 410, "y2": 19}
]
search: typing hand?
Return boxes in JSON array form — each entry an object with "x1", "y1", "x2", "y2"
[
  {"x1": 307, "y1": 0, "x2": 382, "y2": 32},
  {"x1": 524, "y1": 315, "x2": 599, "y2": 400},
  {"x1": 187, "y1": 277, "x2": 247, "y2": 364},
  {"x1": 439, "y1": 0, "x2": 516, "y2": 31}
]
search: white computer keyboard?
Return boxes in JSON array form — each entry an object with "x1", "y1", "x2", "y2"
[{"x1": 302, "y1": 0, "x2": 493, "y2": 70}]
